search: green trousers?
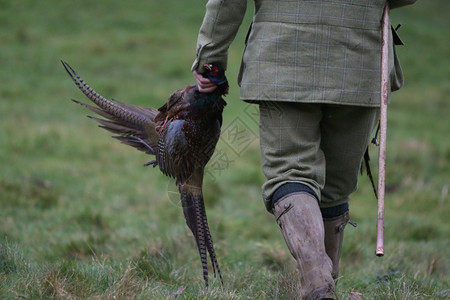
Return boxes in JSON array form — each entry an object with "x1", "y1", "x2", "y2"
[{"x1": 259, "y1": 102, "x2": 379, "y2": 211}]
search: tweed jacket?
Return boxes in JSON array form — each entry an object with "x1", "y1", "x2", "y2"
[{"x1": 192, "y1": 0, "x2": 415, "y2": 107}]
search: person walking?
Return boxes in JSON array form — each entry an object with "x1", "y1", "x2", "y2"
[{"x1": 192, "y1": 0, "x2": 416, "y2": 298}]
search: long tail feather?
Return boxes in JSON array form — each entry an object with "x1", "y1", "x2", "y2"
[
  {"x1": 63, "y1": 61, "x2": 159, "y2": 155},
  {"x1": 62, "y1": 61, "x2": 154, "y2": 129},
  {"x1": 179, "y1": 185, "x2": 210, "y2": 286},
  {"x1": 201, "y1": 204, "x2": 223, "y2": 284}
]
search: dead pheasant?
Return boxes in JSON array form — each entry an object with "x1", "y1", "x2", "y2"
[{"x1": 61, "y1": 61, "x2": 227, "y2": 286}]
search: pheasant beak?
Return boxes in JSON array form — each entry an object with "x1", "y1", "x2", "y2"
[{"x1": 202, "y1": 64, "x2": 212, "y2": 71}]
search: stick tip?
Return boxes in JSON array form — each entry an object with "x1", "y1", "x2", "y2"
[{"x1": 376, "y1": 248, "x2": 384, "y2": 257}]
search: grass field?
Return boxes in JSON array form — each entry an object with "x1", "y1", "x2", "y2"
[{"x1": 1, "y1": 1, "x2": 449, "y2": 299}]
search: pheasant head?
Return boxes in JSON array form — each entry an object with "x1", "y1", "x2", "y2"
[{"x1": 202, "y1": 63, "x2": 229, "y2": 95}]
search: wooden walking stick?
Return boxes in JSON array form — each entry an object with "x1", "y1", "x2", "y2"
[{"x1": 376, "y1": 3, "x2": 390, "y2": 257}]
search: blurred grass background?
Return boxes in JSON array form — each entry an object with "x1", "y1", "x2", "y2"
[{"x1": 0, "y1": 0, "x2": 449, "y2": 299}]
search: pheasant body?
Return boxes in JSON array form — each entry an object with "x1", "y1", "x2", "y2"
[
  {"x1": 62, "y1": 61, "x2": 227, "y2": 286},
  {"x1": 154, "y1": 84, "x2": 225, "y2": 184}
]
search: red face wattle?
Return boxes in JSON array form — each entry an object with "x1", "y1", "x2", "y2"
[{"x1": 202, "y1": 63, "x2": 228, "y2": 86}]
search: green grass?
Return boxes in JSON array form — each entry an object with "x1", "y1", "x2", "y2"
[{"x1": 1, "y1": 0, "x2": 449, "y2": 299}]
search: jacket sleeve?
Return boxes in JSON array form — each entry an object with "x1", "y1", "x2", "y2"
[
  {"x1": 388, "y1": 0, "x2": 417, "y2": 9},
  {"x1": 191, "y1": 0, "x2": 248, "y2": 73}
]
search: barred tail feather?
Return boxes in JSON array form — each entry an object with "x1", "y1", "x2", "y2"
[
  {"x1": 177, "y1": 168, "x2": 222, "y2": 287},
  {"x1": 202, "y1": 205, "x2": 223, "y2": 284},
  {"x1": 63, "y1": 61, "x2": 159, "y2": 155},
  {"x1": 62, "y1": 61, "x2": 145, "y2": 125}
]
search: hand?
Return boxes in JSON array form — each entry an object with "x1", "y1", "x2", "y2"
[{"x1": 193, "y1": 70, "x2": 217, "y2": 93}]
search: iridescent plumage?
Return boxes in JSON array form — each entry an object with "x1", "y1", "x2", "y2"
[{"x1": 62, "y1": 61, "x2": 227, "y2": 286}]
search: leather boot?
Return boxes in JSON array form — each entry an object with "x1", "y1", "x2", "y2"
[
  {"x1": 323, "y1": 211, "x2": 351, "y2": 280},
  {"x1": 273, "y1": 193, "x2": 336, "y2": 300}
]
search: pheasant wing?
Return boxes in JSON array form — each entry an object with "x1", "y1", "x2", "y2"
[{"x1": 156, "y1": 119, "x2": 196, "y2": 182}]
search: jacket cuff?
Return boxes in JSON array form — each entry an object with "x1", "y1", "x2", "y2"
[{"x1": 191, "y1": 43, "x2": 228, "y2": 73}]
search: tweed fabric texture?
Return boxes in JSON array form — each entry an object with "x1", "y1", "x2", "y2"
[
  {"x1": 239, "y1": 21, "x2": 386, "y2": 106},
  {"x1": 259, "y1": 102, "x2": 379, "y2": 211},
  {"x1": 193, "y1": 0, "x2": 414, "y2": 106}
]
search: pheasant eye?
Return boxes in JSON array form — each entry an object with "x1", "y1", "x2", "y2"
[{"x1": 213, "y1": 66, "x2": 219, "y2": 73}]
